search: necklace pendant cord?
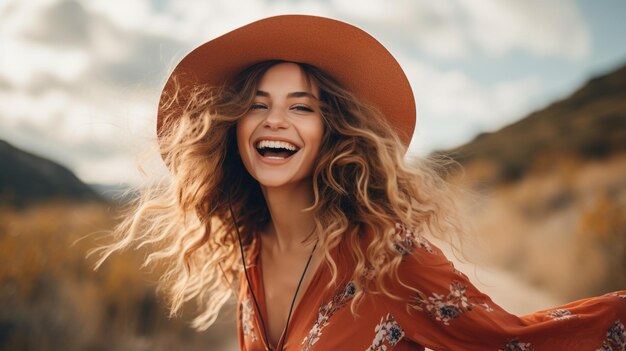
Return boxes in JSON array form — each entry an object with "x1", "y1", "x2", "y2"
[
  {"x1": 276, "y1": 239, "x2": 318, "y2": 350},
  {"x1": 229, "y1": 196, "x2": 319, "y2": 351}
]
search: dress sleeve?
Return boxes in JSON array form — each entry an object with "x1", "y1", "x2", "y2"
[{"x1": 381, "y1": 223, "x2": 626, "y2": 351}]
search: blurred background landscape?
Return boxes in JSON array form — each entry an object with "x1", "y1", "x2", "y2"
[{"x1": 1, "y1": 0, "x2": 625, "y2": 350}]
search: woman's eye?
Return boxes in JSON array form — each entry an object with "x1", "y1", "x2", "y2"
[
  {"x1": 249, "y1": 103, "x2": 267, "y2": 110},
  {"x1": 292, "y1": 105, "x2": 314, "y2": 112}
]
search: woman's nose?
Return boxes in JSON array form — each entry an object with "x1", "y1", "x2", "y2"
[{"x1": 263, "y1": 106, "x2": 290, "y2": 129}]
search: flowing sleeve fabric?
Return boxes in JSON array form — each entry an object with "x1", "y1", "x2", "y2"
[{"x1": 381, "y1": 223, "x2": 626, "y2": 351}]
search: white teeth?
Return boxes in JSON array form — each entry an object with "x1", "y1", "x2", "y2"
[{"x1": 256, "y1": 140, "x2": 298, "y2": 151}]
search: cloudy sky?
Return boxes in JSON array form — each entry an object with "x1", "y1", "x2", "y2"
[{"x1": 1, "y1": 0, "x2": 625, "y2": 185}]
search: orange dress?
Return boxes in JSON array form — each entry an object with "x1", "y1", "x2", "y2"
[{"x1": 236, "y1": 223, "x2": 626, "y2": 350}]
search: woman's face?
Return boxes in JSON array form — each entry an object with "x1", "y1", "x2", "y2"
[{"x1": 236, "y1": 62, "x2": 324, "y2": 189}]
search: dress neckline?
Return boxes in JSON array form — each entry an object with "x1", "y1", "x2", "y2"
[{"x1": 249, "y1": 233, "x2": 329, "y2": 350}]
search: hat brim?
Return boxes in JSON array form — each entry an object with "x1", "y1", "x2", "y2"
[{"x1": 157, "y1": 14, "x2": 415, "y2": 147}]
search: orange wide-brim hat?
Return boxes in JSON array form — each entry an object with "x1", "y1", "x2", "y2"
[{"x1": 157, "y1": 14, "x2": 416, "y2": 147}]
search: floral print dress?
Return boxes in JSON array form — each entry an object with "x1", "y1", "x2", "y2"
[{"x1": 236, "y1": 223, "x2": 626, "y2": 351}]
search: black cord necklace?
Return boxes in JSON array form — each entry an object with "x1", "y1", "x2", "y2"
[{"x1": 229, "y1": 199, "x2": 318, "y2": 351}]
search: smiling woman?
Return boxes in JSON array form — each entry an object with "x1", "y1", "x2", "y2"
[{"x1": 92, "y1": 14, "x2": 626, "y2": 351}]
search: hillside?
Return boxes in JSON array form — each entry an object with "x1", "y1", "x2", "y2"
[
  {"x1": 0, "y1": 140, "x2": 102, "y2": 206},
  {"x1": 435, "y1": 63, "x2": 626, "y2": 186}
]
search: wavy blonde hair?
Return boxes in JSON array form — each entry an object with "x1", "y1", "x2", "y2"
[{"x1": 92, "y1": 60, "x2": 475, "y2": 330}]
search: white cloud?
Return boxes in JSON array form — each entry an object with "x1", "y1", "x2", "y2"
[
  {"x1": 490, "y1": 78, "x2": 544, "y2": 121},
  {"x1": 82, "y1": 0, "x2": 154, "y2": 32},
  {"x1": 0, "y1": 0, "x2": 91, "y2": 87},
  {"x1": 82, "y1": 0, "x2": 332, "y2": 45},
  {"x1": 457, "y1": 0, "x2": 590, "y2": 59},
  {"x1": 0, "y1": 40, "x2": 89, "y2": 86},
  {"x1": 0, "y1": 88, "x2": 150, "y2": 152},
  {"x1": 0, "y1": 90, "x2": 64, "y2": 126},
  {"x1": 332, "y1": 0, "x2": 590, "y2": 60},
  {"x1": 399, "y1": 57, "x2": 543, "y2": 154},
  {"x1": 331, "y1": 0, "x2": 469, "y2": 59}
]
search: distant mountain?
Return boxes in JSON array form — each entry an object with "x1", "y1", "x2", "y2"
[
  {"x1": 0, "y1": 140, "x2": 103, "y2": 206},
  {"x1": 434, "y1": 63, "x2": 626, "y2": 184}
]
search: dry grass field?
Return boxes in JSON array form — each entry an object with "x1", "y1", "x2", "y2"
[
  {"x1": 0, "y1": 201, "x2": 237, "y2": 351},
  {"x1": 451, "y1": 153, "x2": 626, "y2": 301}
]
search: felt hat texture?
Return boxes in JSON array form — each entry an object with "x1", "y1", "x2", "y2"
[{"x1": 157, "y1": 14, "x2": 416, "y2": 146}]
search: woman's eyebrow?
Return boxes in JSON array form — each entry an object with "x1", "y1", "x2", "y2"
[
  {"x1": 256, "y1": 90, "x2": 319, "y2": 100},
  {"x1": 287, "y1": 91, "x2": 319, "y2": 100}
]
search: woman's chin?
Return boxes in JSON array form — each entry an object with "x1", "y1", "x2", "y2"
[
  {"x1": 251, "y1": 171, "x2": 312, "y2": 190},
  {"x1": 254, "y1": 176, "x2": 297, "y2": 189}
]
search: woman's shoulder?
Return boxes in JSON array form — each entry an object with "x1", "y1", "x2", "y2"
[
  {"x1": 359, "y1": 221, "x2": 449, "y2": 263},
  {"x1": 359, "y1": 221, "x2": 468, "y2": 292}
]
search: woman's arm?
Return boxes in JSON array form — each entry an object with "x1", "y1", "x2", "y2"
[{"x1": 382, "y1": 223, "x2": 626, "y2": 351}]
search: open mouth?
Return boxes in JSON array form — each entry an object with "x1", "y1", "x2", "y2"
[{"x1": 255, "y1": 140, "x2": 300, "y2": 160}]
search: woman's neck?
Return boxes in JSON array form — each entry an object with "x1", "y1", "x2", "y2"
[{"x1": 260, "y1": 179, "x2": 316, "y2": 252}]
